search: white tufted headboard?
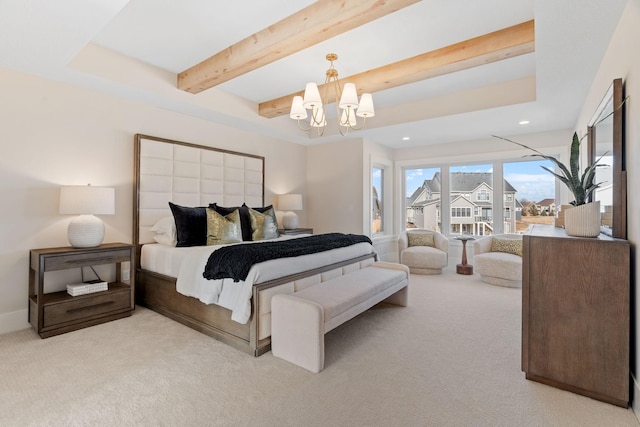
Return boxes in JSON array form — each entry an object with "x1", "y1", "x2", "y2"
[{"x1": 133, "y1": 134, "x2": 264, "y2": 247}]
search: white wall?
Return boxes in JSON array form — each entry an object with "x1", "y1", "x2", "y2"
[
  {"x1": 306, "y1": 139, "x2": 365, "y2": 235},
  {"x1": 572, "y1": 0, "x2": 640, "y2": 416},
  {"x1": 0, "y1": 67, "x2": 307, "y2": 333}
]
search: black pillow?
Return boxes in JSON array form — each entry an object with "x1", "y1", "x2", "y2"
[{"x1": 169, "y1": 202, "x2": 207, "y2": 247}]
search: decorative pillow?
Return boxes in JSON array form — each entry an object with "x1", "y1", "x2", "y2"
[
  {"x1": 205, "y1": 208, "x2": 242, "y2": 245},
  {"x1": 243, "y1": 204, "x2": 278, "y2": 240},
  {"x1": 150, "y1": 216, "x2": 177, "y2": 246},
  {"x1": 209, "y1": 203, "x2": 247, "y2": 240},
  {"x1": 491, "y1": 237, "x2": 522, "y2": 257},
  {"x1": 407, "y1": 231, "x2": 435, "y2": 247},
  {"x1": 168, "y1": 202, "x2": 207, "y2": 247},
  {"x1": 248, "y1": 206, "x2": 280, "y2": 241},
  {"x1": 209, "y1": 203, "x2": 278, "y2": 241}
]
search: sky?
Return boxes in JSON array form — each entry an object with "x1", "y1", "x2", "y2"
[{"x1": 405, "y1": 159, "x2": 557, "y2": 203}]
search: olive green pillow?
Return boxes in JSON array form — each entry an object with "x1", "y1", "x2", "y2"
[
  {"x1": 249, "y1": 206, "x2": 280, "y2": 241},
  {"x1": 206, "y1": 208, "x2": 242, "y2": 245},
  {"x1": 407, "y1": 231, "x2": 435, "y2": 247},
  {"x1": 491, "y1": 237, "x2": 522, "y2": 257}
]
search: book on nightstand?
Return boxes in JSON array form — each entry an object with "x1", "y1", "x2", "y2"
[{"x1": 67, "y1": 281, "x2": 108, "y2": 296}]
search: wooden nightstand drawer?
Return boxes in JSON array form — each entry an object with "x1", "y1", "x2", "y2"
[
  {"x1": 43, "y1": 288, "x2": 130, "y2": 328},
  {"x1": 42, "y1": 248, "x2": 131, "y2": 272}
]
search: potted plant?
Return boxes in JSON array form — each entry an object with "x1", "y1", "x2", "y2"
[{"x1": 494, "y1": 132, "x2": 604, "y2": 237}]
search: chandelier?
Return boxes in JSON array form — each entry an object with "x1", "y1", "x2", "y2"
[{"x1": 289, "y1": 54, "x2": 375, "y2": 136}]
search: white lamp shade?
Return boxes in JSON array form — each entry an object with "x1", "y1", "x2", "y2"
[
  {"x1": 302, "y1": 83, "x2": 322, "y2": 109},
  {"x1": 340, "y1": 108, "x2": 357, "y2": 127},
  {"x1": 289, "y1": 96, "x2": 307, "y2": 120},
  {"x1": 339, "y1": 83, "x2": 359, "y2": 109},
  {"x1": 59, "y1": 185, "x2": 115, "y2": 215},
  {"x1": 356, "y1": 93, "x2": 375, "y2": 117},
  {"x1": 279, "y1": 194, "x2": 303, "y2": 211}
]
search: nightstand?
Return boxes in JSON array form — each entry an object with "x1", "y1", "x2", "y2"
[
  {"x1": 28, "y1": 243, "x2": 135, "y2": 338},
  {"x1": 278, "y1": 228, "x2": 314, "y2": 235}
]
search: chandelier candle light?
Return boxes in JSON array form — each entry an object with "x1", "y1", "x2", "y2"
[
  {"x1": 289, "y1": 54, "x2": 374, "y2": 136},
  {"x1": 59, "y1": 184, "x2": 115, "y2": 248}
]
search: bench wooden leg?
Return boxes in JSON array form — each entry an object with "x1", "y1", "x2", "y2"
[{"x1": 271, "y1": 294, "x2": 325, "y2": 373}]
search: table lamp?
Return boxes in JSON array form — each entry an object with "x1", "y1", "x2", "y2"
[
  {"x1": 59, "y1": 184, "x2": 115, "y2": 248},
  {"x1": 278, "y1": 194, "x2": 303, "y2": 230}
]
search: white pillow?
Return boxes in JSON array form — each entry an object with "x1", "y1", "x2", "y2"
[{"x1": 150, "y1": 216, "x2": 177, "y2": 246}]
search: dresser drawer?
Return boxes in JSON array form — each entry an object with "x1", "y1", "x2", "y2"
[
  {"x1": 42, "y1": 248, "x2": 132, "y2": 271},
  {"x1": 43, "y1": 289, "x2": 131, "y2": 327}
]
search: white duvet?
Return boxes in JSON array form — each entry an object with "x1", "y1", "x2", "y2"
[{"x1": 143, "y1": 235, "x2": 376, "y2": 324}]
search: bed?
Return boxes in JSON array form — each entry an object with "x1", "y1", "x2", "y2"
[{"x1": 133, "y1": 134, "x2": 377, "y2": 356}]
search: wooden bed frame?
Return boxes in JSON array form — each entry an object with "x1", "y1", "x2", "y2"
[{"x1": 133, "y1": 134, "x2": 375, "y2": 356}]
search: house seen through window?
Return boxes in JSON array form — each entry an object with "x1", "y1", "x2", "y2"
[{"x1": 404, "y1": 159, "x2": 556, "y2": 236}]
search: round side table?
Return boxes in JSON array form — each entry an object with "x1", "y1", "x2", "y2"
[{"x1": 454, "y1": 235, "x2": 476, "y2": 275}]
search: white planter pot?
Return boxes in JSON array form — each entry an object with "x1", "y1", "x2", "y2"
[{"x1": 564, "y1": 201, "x2": 601, "y2": 238}]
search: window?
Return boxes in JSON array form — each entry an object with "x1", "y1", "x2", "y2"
[
  {"x1": 503, "y1": 159, "x2": 556, "y2": 233},
  {"x1": 404, "y1": 167, "x2": 441, "y2": 230},
  {"x1": 451, "y1": 207, "x2": 471, "y2": 217},
  {"x1": 372, "y1": 166, "x2": 383, "y2": 233},
  {"x1": 404, "y1": 159, "x2": 556, "y2": 236}
]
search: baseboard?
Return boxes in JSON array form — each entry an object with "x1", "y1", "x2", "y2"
[
  {"x1": 0, "y1": 309, "x2": 30, "y2": 335},
  {"x1": 632, "y1": 374, "x2": 640, "y2": 422}
]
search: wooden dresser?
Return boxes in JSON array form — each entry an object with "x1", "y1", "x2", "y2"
[{"x1": 521, "y1": 225, "x2": 630, "y2": 407}]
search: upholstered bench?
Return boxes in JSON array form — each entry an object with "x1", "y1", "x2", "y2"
[{"x1": 271, "y1": 262, "x2": 409, "y2": 372}]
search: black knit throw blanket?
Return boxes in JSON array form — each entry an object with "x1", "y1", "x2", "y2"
[{"x1": 203, "y1": 233, "x2": 373, "y2": 282}]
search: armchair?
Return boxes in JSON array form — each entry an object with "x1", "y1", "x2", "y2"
[
  {"x1": 398, "y1": 229, "x2": 449, "y2": 275},
  {"x1": 472, "y1": 234, "x2": 523, "y2": 287}
]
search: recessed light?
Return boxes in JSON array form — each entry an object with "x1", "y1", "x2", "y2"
[
  {"x1": 519, "y1": 120, "x2": 530, "y2": 125},
  {"x1": 402, "y1": 136, "x2": 411, "y2": 140}
]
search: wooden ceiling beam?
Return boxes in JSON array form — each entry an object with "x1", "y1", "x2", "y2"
[
  {"x1": 258, "y1": 20, "x2": 535, "y2": 118},
  {"x1": 177, "y1": 0, "x2": 421, "y2": 94}
]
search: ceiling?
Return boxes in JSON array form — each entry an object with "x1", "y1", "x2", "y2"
[{"x1": 0, "y1": 0, "x2": 628, "y2": 149}]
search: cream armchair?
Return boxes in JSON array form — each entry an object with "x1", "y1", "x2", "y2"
[
  {"x1": 472, "y1": 234, "x2": 523, "y2": 287},
  {"x1": 398, "y1": 229, "x2": 449, "y2": 275}
]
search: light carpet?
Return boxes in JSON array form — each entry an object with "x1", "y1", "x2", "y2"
[{"x1": 1, "y1": 268, "x2": 638, "y2": 427}]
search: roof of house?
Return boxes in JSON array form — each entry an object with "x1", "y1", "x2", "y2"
[
  {"x1": 537, "y1": 198, "x2": 556, "y2": 206},
  {"x1": 418, "y1": 172, "x2": 517, "y2": 196}
]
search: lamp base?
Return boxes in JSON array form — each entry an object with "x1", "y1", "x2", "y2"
[
  {"x1": 67, "y1": 215, "x2": 105, "y2": 248},
  {"x1": 282, "y1": 212, "x2": 299, "y2": 230}
]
